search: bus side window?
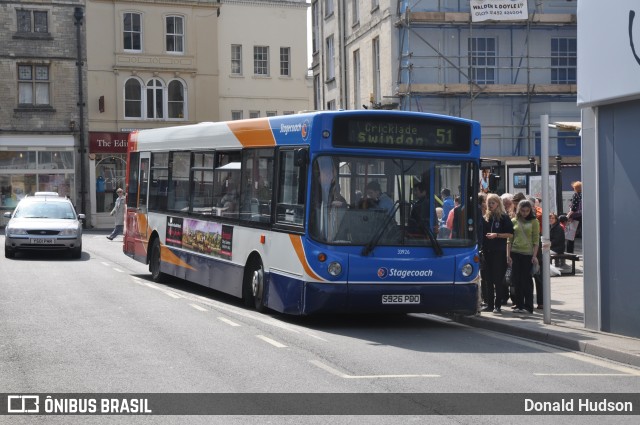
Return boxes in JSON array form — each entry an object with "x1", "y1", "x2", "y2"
[{"x1": 276, "y1": 149, "x2": 306, "y2": 226}]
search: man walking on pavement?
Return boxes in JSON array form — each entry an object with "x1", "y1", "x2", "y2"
[{"x1": 107, "y1": 188, "x2": 125, "y2": 240}]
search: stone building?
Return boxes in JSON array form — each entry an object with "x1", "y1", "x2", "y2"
[{"x1": 0, "y1": 2, "x2": 87, "y2": 221}]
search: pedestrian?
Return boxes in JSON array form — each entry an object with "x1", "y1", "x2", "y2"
[
  {"x1": 550, "y1": 212, "x2": 566, "y2": 267},
  {"x1": 107, "y1": 188, "x2": 125, "y2": 240},
  {"x1": 501, "y1": 193, "x2": 515, "y2": 218},
  {"x1": 566, "y1": 181, "x2": 582, "y2": 253},
  {"x1": 528, "y1": 196, "x2": 544, "y2": 309},
  {"x1": 508, "y1": 199, "x2": 540, "y2": 314},
  {"x1": 481, "y1": 194, "x2": 514, "y2": 313}
]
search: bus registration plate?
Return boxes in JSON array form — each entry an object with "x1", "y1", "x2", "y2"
[
  {"x1": 382, "y1": 295, "x2": 420, "y2": 304},
  {"x1": 30, "y1": 238, "x2": 54, "y2": 244}
]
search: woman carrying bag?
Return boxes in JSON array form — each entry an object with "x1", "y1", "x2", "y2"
[{"x1": 508, "y1": 200, "x2": 540, "y2": 314}]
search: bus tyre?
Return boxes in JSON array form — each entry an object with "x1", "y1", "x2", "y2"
[
  {"x1": 149, "y1": 238, "x2": 166, "y2": 282},
  {"x1": 244, "y1": 260, "x2": 266, "y2": 312}
]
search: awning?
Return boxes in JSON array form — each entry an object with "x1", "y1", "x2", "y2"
[{"x1": 551, "y1": 122, "x2": 581, "y2": 131}]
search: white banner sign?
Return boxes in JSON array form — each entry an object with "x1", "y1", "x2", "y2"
[{"x1": 470, "y1": 0, "x2": 528, "y2": 22}]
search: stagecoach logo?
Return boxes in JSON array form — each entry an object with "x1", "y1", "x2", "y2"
[
  {"x1": 279, "y1": 120, "x2": 310, "y2": 141},
  {"x1": 377, "y1": 267, "x2": 434, "y2": 279},
  {"x1": 377, "y1": 267, "x2": 389, "y2": 279}
]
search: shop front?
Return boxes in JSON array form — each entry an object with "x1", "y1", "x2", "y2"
[
  {"x1": 89, "y1": 132, "x2": 128, "y2": 229},
  {"x1": 0, "y1": 135, "x2": 76, "y2": 226}
]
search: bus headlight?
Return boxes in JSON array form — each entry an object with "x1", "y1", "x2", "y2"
[
  {"x1": 328, "y1": 261, "x2": 342, "y2": 276},
  {"x1": 461, "y1": 263, "x2": 473, "y2": 277}
]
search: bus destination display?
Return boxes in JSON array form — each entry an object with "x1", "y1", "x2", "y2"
[{"x1": 332, "y1": 116, "x2": 472, "y2": 152}]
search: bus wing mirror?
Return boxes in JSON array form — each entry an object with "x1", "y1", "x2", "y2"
[{"x1": 294, "y1": 148, "x2": 308, "y2": 167}]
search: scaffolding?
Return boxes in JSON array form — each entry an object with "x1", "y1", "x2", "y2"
[{"x1": 395, "y1": 0, "x2": 579, "y2": 159}]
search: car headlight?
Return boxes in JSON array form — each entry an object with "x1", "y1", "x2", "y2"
[
  {"x1": 59, "y1": 228, "x2": 78, "y2": 237},
  {"x1": 6, "y1": 227, "x2": 27, "y2": 235},
  {"x1": 461, "y1": 263, "x2": 474, "y2": 277},
  {"x1": 328, "y1": 261, "x2": 342, "y2": 277}
]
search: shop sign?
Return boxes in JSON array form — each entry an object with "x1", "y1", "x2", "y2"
[{"x1": 89, "y1": 132, "x2": 129, "y2": 153}]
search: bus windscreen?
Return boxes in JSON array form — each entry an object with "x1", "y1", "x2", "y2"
[{"x1": 332, "y1": 115, "x2": 472, "y2": 153}]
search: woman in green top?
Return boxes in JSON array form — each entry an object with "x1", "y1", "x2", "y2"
[{"x1": 508, "y1": 200, "x2": 540, "y2": 314}]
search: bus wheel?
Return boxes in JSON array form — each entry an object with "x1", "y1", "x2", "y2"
[
  {"x1": 149, "y1": 238, "x2": 166, "y2": 282},
  {"x1": 244, "y1": 260, "x2": 266, "y2": 312}
]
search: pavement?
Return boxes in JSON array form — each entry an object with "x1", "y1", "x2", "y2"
[{"x1": 452, "y1": 238, "x2": 640, "y2": 368}]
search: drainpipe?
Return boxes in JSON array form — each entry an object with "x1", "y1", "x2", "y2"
[{"x1": 74, "y1": 7, "x2": 87, "y2": 224}]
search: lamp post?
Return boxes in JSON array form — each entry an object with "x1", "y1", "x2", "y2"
[{"x1": 74, "y1": 7, "x2": 87, "y2": 225}]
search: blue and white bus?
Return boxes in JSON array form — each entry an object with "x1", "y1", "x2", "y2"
[{"x1": 123, "y1": 110, "x2": 481, "y2": 315}]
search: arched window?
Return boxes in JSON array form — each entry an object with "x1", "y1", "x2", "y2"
[
  {"x1": 124, "y1": 78, "x2": 142, "y2": 118},
  {"x1": 146, "y1": 78, "x2": 164, "y2": 119},
  {"x1": 168, "y1": 80, "x2": 185, "y2": 119}
]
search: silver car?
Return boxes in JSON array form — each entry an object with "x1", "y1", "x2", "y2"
[{"x1": 4, "y1": 194, "x2": 85, "y2": 259}]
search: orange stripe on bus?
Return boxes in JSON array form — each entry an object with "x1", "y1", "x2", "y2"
[
  {"x1": 227, "y1": 118, "x2": 276, "y2": 147},
  {"x1": 161, "y1": 244, "x2": 196, "y2": 271},
  {"x1": 289, "y1": 235, "x2": 323, "y2": 282}
]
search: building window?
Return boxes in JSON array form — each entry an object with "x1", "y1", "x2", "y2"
[
  {"x1": 123, "y1": 12, "x2": 142, "y2": 51},
  {"x1": 352, "y1": 0, "x2": 359, "y2": 25},
  {"x1": 17, "y1": 10, "x2": 48, "y2": 33},
  {"x1": 353, "y1": 49, "x2": 360, "y2": 109},
  {"x1": 469, "y1": 37, "x2": 496, "y2": 85},
  {"x1": 283, "y1": 111, "x2": 294, "y2": 115},
  {"x1": 551, "y1": 38, "x2": 577, "y2": 84},
  {"x1": 372, "y1": 37, "x2": 380, "y2": 104},
  {"x1": 314, "y1": 74, "x2": 321, "y2": 110},
  {"x1": 231, "y1": 44, "x2": 242, "y2": 75},
  {"x1": 18, "y1": 64, "x2": 50, "y2": 106},
  {"x1": 280, "y1": 47, "x2": 291, "y2": 77},
  {"x1": 371, "y1": 0, "x2": 379, "y2": 11},
  {"x1": 312, "y1": 1, "x2": 319, "y2": 54},
  {"x1": 325, "y1": 0, "x2": 334, "y2": 17},
  {"x1": 165, "y1": 16, "x2": 184, "y2": 53},
  {"x1": 231, "y1": 111, "x2": 243, "y2": 120},
  {"x1": 254, "y1": 46, "x2": 269, "y2": 76},
  {"x1": 250, "y1": 111, "x2": 260, "y2": 119},
  {"x1": 326, "y1": 36, "x2": 335, "y2": 81},
  {"x1": 266, "y1": 111, "x2": 277, "y2": 117},
  {"x1": 146, "y1": 79, "x2": 164, "y2": 119},
  {"x1": 168, "y1": 80, "x2": 185, "y2": 119},
  {"x1": 124, "y1": 78, "x2": 142, "y2": 118},
  {"x1": 327, "y1": 100, "x2": 336, "y2": 110}
]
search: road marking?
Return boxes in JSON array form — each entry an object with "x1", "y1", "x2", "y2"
[
  {"x1": 113, "y1": 268, "x2": 124, "y2": 273},
  {"x1": 144, "y1": 282, "x2": 159, "y2": 289},
  {"x1": 163, "y1": 291, "x2": 182, "y2": 299},
  {"x1": 256, "y1": 335, "x2": 287, "y2": 348},
  {"x1": 218, "y1": 317, "x2": 241, "y2": 327},
  {"x1": 309, "y1": 360, "x2": 440, "y2": 379},
  {"x1": 101, "y1": 262, "x2": 110, "y2": 267},
  {"x1": 534, "y1": 373, "x2": 636, "y2": 377},
  {"x1": 305, "y1": 333, "x2": 328, "y2": 342},
  {"x1": 190, "y1": 303, "x2": 207, "y2": 312}
]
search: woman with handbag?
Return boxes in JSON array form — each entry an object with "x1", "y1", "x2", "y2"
[
  {"x1": 508, "y1": 200, "x2": 540, "y2": 314},
  {"x1": 566, "y1": 181, "x2": 582, "y2": 253}
]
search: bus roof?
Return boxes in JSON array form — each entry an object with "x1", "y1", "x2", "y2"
[{"x1": 130, "y1": 110, "x2": 480, "y2": 153}]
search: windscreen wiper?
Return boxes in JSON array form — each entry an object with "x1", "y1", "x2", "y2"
[{"x1": 419, "y1": 220, "x2": 444, "y2": 257}]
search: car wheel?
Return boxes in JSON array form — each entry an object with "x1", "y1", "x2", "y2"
[
  {"x1": 149, "y1": 238, "x2": 167, "y2": 282},
  {"x1": 71, "y1": 245, "x2": 82, "y2": 259},
  {"x1": 5, "y1": 247, "x2": 15, "y2": 259},
  {"x1": 243, "y1": 259, "x2": 267, "y2": 312}
]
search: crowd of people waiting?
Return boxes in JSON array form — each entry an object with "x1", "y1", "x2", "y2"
[{"x1": 478, "y1": 181, "x2": 582, "y2": 314}]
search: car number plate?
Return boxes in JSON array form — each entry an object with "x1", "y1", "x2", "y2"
[
  {"x1": 30, "y1": 238, "x2": 54, "y2": 244},
  {"x1": 382, "y1": 294, "x2": 420, "y2": 304}
]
